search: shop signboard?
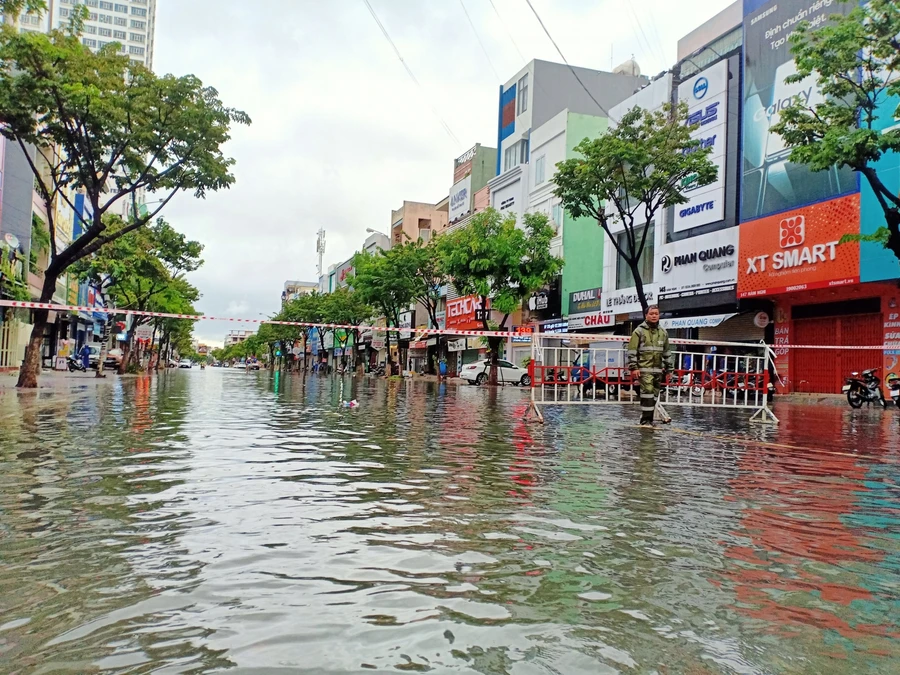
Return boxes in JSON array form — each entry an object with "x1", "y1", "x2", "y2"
[
  {"x1": 658, "y1": 228, "x2": 738, "y2": 300},
  {"x1": 741, "y1": 0, "x2": 857, "y2": 221},
  {"x1": 568, "y1": 287, "x2": 603, "y2": 315},
  {"x1": 660, "y1": 313, "x2": 736, "y2": 330},
  {"x1": 335, "y1": 259, "x2": 354, "y2": 288},
  {"x1": 542, "y1": 320, "x2": 569, "y2": 334},
  {"x1": 446, "y1": 295, "x2": 489, "y2": 330},
  {"x1": 435, "y1": 311, "x2": 446, "y2": 330},
  {"x1": 449, "y1": 175, "x2": 472, "y2": 223},
  {"x1": 511, "y1": 325, "x2": 532, "y2": 343},
  {"x1": 372, "y1": 336, "x2": 385, "y2": 350},
  {"x1": 323, "y1": 331, "x2": 334, "y2": 350},
  {"x1": 601, "y1": 285, "x2": 658, "y2": 317},
  {"x1": 674, "y1": 60, "x2": 729, "y2": 232},
  {"x1": 447, "y1": 339, "x2": 467, "y2": 352},
  {"x1": 737, "y1": 193, "x2": 860, "y2": 298},
  {"x1": 399, "y1": 311, "x2": 412, "y2": 340},
  {"x1": 568, "y1": 311, "x2": 614, "y2": 331}
]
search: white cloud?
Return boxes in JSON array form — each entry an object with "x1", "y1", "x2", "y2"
[{"x1": 153, "y1": 0, "x2": 735, "y2": 327}]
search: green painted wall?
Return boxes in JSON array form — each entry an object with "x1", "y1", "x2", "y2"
[
  {"x1": 561, "y1": 113, "x2": 608, "y2": 316},
  {"x1": 471, "y1": 145, "x2": 498, "y2": 192}
]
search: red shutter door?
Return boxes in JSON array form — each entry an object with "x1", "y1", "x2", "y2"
[
  {"x1": 793, "y1": 314, "x2": 882, "y2": 393},
  {"x1": 793, "y1": 318, "x2": 838, "y2": 393}
]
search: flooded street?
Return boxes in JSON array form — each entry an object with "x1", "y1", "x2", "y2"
[{"x1": 0, "y1": 370, "x2": 898, "y2": 674}]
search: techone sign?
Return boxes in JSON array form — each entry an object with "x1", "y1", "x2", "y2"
[{"x1": 657, "y1": 228, "x2": 738, "y2": 301}]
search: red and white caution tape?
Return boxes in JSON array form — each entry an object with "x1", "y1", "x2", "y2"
[{"x1": 1, "y1": 299, "x2": 897, "y2": 350}]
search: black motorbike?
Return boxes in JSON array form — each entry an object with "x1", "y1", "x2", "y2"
[
  {"x1": 67, "y1": 355, "x2": 86, "y2": 373},
  {"x1": 843, "y1": 368, "x2": 887, "y2": 409}
]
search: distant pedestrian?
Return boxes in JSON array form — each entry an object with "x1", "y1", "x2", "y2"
[
  {"x1": 627, "y1": 306, "x2": 673, "y2": 427},
  {"x1": 80, "y1": 343, "x2": 91, "y2": 370}
]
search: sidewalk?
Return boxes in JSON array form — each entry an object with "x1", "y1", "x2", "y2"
[{"x1": 0, "y1": 369, "x2": 131, "y2": 391}]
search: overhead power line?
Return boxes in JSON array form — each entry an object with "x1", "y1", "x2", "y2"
[
  {"x1": 458, "y1": 0, "x2": 501, "y2": 81},
  {"x1": 523, "y1": 0, "x2": 616, "y2": 122},
  {"x1": 362, "y1": 0, "x2": 462, "y2": 147},
  {"x1": 487, "y1": 0, "x2": 526, "y2": 63}
]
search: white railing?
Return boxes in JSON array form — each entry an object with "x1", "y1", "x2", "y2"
[{"x1": 526, "y1": 334, "x2": 778, "y2": 424}]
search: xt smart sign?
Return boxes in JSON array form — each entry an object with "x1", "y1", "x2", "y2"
[{"x1": 675, "y1": 61, "x2": 729, "y2": 232}]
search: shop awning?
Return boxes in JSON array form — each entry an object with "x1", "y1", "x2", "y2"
[{"x1": 660, "y1": 313, "x2": 737, "y2": 330}]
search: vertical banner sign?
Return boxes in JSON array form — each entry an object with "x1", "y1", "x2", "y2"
[
  {"x1": 674, "y1": 61, "x2": 728, "y2": 232},
  {"x1": 741, "y1": 0, "x2": 857, "y2": 221}
]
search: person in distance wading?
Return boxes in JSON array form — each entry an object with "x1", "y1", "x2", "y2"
[{"x1": 627, "y1": 305, "x2": 674, "y2": 427}]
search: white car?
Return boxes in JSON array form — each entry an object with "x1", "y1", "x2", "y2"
[
  {"x1": 460, "y1": 359, "x2": 532, "y2": 386},
  {"x1": 178, "y1": 360, "x2": 193, "y2": 369}
]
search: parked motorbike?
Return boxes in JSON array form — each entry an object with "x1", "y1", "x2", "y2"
[
  {"x1": 843, "y1": 368, "x2": 887, "y2": 409},
  {"x1": 373, "y1": 363, "x2": 386, "y2": 377},
  {"x1": 543, "y1": 367, "x2": 568, "y2": 384},
  {"x1": 67, "y1": 355, "x2": 86, "y2": 373},
  {"x1": 887, "y1": 374, "x2": 900, "y2": 408}
]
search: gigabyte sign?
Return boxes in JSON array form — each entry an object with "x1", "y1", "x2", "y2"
[
  {"x1": 679, "y1": 200, "x2": 716, "y2": 218},
  {"x1": 661, "y1": 244, "x2": 735, "y2": 272}
]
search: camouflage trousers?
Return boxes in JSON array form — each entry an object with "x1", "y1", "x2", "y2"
[{"x1": 639, "y1": 372, "x2": 662, "y2": 423}]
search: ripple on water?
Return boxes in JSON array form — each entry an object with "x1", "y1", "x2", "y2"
[{"x1": 0, "y1": 373, "x2": 898, "y2": 673}]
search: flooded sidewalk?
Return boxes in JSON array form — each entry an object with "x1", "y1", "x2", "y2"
[{"x1": 0, "y1": 369, "x2": 898, "y2": 673}]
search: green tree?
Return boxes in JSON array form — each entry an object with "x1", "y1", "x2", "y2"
[
  {"x1": 322, "y1": 287, "x2": 374, "y2": 370},
  {"x1": 553, "y1": 103, "x2": 717, "y2": 313},
  {"x1": 0, "y1": 0, "x2": 46, "y2": 16},
  {"x1": 437, "y1": 208, "x2": 562, "y2": 386},
  {"x1": 382, "y1": 238, "x2": 449, "y2": 330},
  {"x1": 74, "y1": 219, "x2": 203, "y2": 374},
  {"x1": 350, "y1": 252, "x2": 415, "y2": 373},
  {"x1": 771, "y1": 0, "x2": 900, "y2": 262},
  {"x1": 0, "y1": 25, "x2": 249, "y2": 387}
]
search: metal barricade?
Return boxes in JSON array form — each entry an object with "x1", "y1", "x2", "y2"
[{"x1": 525, "y1": 333, "x2": 778, "y2": 424}]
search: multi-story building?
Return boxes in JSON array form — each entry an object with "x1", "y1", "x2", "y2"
[
  {"x1": 447, "y1": 144, "x2": 497, "y2": 231},
  {"x1": 390, "y1": 200, "x2": 448, "y2": 246},
  {"x1": 14, "y1": 0, "x2": 158, "y2": 69},
  {"x1": 282, "y1": 280, "x2": 318, "y2": 304},
  {"x1": 224, "y1": 329, "x2": 255, "y2": 347}
]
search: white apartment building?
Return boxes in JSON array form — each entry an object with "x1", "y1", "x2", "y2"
[{"x1": 16, "y1": 0, "x2": 157, "y2": 70}]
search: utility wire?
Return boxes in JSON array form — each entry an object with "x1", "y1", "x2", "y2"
[
  {"x1": 362, "y1": 0, "x2": 461, "y2": 147},
  {"x1": 487, "y1": 0, "x2": 526, "y2": 63},
  {"x1": 523, "y1": 0, "x2": 616, "y2": 122},
  {"x1": 458, "y1": 0, "x2": 500, "y2": 81}
]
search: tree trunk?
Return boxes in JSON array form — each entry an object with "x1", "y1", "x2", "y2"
[
  {"x1": 885, "y1": 208, "x2": 900, "y2": 263},
  {"x1": 630, "y1": 259, "x2": 650, "y2": 314},
  {"x1": 119, "y1": 326, "x2": 138, "y2": 374},
  {"x1": 17, "y1": 272, "x2": 58, "y2": 388},
  {"x1": 487, "y1": 336, "x2": 502, "y2": 386},
  {"x1": 385, "y1": 329, "x2": 392, "y2": 374}
]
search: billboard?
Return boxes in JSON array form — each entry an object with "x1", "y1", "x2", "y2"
[
  {"x1": 449, "y1": 174, "x2": 471, "y2": 223},
  {"x1": 446, "y1": 295, "x2": 489, "y2": 330},
  {"x1": 741, "y1": 0, "x2": 857, "y2": 221},
  {"x1": 658, "y1": 228, "x2": 738, "y2": 301},
  {"x1": 674, "y1": 61, "x2": 729, "y2": 232},
  {"x1": 737, "y1": 193, "x2": 860, "y2": 298}
]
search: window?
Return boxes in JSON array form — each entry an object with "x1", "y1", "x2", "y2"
[
  {"x1": 503, "y1": 140, "x2": 528, "y2": 172},
  {"x1": 114, "y1": 3, "x2": 128, "y2": 11},
  {"x1": 99, "y1": 13, "x2": 112, "y2": 23},
  {"x1": 99, "y1": 1, "x2": 113, "y2": 9},
  {"x1": 82, "y1": 38, "x2": 97, "y2": 47},
  {"x1": 129, "y1": 32, "x2": 144, "y2": 42},
  {"x1": 59, "y1": 7, "x2": 69, "y2": 16},
  {"x1": 128, "y1": 45, "x2": 145, "y2": 55},
  {"x1": 534, "y1": 155, "x2": 546, "y2": 185},
  {"x1": 131, "y1": 7, "x2": 147, "y2": 16},
  {"x1": 114, "y1": 16, "x2": 126, "y2": 25},
  {"x1": 98, "y1": 27, "x2": 111, "y2": 36},
  {"x1": 113, "y1": 30, "x2": 125, "y2": 39},
  {"x1": 83, "y1": 24, "x2": 97, "y2": 33},
  {"x1": 85, "y1": 0, "x2": 98, "y2": 6},
  {"x1": 616, "y1": 224, "x2": 655, "y2": 289},
  {"x1": 516, "y1": 73, "x2": 529, "y2": 115},
  {"x1": 130, "y1": 19, "x2": 145, "y2": 29},
  {"x1": 551, "y1": 203, "x2": 563, "y2": 230}
]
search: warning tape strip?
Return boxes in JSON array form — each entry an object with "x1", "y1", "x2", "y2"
[{"x1": 1, "y1": 299, "x2": 897, "y2": 351}]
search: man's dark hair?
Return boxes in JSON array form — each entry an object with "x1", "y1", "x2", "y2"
[{"x1": 645, "y1": 305, "x2": 659, "y2": 314}]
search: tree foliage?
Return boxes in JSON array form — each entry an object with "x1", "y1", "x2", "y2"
[
  {"x1": 350, "y1": 251, "x2": 414, "y2": 366},
  {"x1": 770, "y1": 0, "x2": 900, "y2": 262},
  {"x1": 0, "y1": 24, "x2": 249, "y2": 386},
  {"x1": 437, "y1": 208, "x2": 562, "y2": 384},
  {"x1": 554, "y1": 103, "x2": 717, "y2": 312},
  {"x1": 380, "y1": 238, "x2": 449, "y2": 330}
]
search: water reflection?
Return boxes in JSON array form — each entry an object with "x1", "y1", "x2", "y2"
[{"x1": 0, "y1": 372, "x2": 897, "y2": 673}]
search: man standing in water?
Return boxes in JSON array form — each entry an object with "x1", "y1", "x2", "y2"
[{"x1": 627, "y1": 305, "x2": 673, "y2": 427}]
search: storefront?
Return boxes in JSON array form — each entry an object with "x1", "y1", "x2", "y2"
[{"x1": 447, "y1": 295, "x2": 492, "y2": 368}]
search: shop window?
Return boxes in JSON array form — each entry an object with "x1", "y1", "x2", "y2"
[{"x1": 616, "y1": 223, "x2": 655, "y2": 289}]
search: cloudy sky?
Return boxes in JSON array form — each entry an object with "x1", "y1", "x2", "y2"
[{"x1": 154, "y1": 0, "x2": 733, "y2": 346}]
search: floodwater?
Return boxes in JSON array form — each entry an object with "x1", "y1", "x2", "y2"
[{"x1": 0, "y1": 371, "x2": 898, "y2": 674}]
